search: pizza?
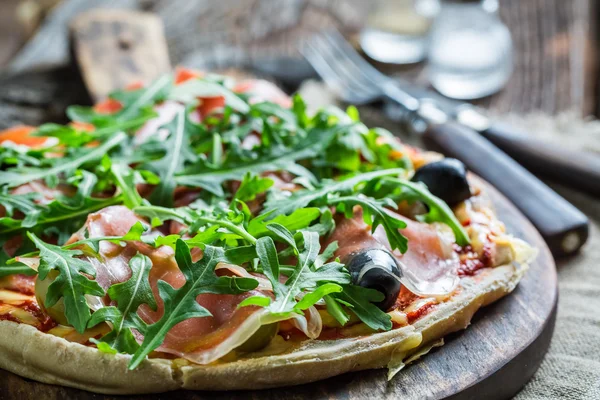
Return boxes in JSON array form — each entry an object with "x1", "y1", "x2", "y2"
[{"x1": 0, "y1": 68, "x2": 536, "y2": 394}]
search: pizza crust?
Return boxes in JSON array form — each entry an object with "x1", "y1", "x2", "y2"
[{"x1": 0, "y1": 260, "x2": 527, "y2": 394}]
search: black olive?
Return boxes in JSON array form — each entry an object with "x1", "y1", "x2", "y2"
[
  {"x1": 344, "y1": 248, "x2": 403, "y2": 311},
  {"x1": 411, "y1": 158, "x2": 471, "y2": 206}
]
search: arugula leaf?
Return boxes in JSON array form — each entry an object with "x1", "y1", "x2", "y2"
[
  {"x1": 128, "y1": 240, "x2": 258, "y2": 369},
  {"x1": 111, "y1": 163, "x2": 143, "y2": 208},
  {"x1": 324, "y1": 295, "x2": 349, "y2": 326},
  {"x1": 134, "y1": 205, "x2": 257, "y2": 245},
  {"x1": 0, "y1": 192, "x2": 41, "y2": 228},
  {"x1": 0, "y1": 172, "x2": 121, "y2": 244},
  {"x1": 262, "y1": 168, "x2": 406, "y2": 217},
  {"x1": 0, "y1": 132, "x2": 127, "y2": 188},
  {"x1": 247, "y1": 208, "x2": 321, "y2": 238},
  {"x1": 332, "y1": 284, "x2": 392, "y2": 331},
  {"x1": 0, "y1": 262, "x2": 37, "y2": 278},
  {"x1": 147, "y1": 107, "x2": 190, "y2": 206},
  {"x1": 233, "y1": 173, "x2": 274, "y2": 202},
  {"x1": 175, "y1": 127, "x2": 338, "y2": 196},
  {"x1": 28, "y1": 232, "x2": 104, "y2": 333},
  {"x1": 247, "y1": 229, "x2": 350, "y2": 317},
  {"x1": 88, "y1": 253, "x2": 156, "y2": 354}
]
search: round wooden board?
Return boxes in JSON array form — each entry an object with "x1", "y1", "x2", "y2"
[{"x1": 0, "y1": 181, "x2": 557, "y2": 400}]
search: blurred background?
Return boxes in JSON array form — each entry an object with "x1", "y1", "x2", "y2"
[
  {"x1": 0, "y1": 1, "x2": 599, "y2": 399},
  {"x1": 0, "y1": 0, "x2": 597, "y2": 121}
]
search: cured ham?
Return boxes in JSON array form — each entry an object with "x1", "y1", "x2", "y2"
[{"x1": 327, "y1": 208, "x2": 460, "y2": 297}]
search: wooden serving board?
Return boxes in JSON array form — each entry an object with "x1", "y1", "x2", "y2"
[{"x1": 0, "y1": 181, "x2": 557, "y2": 400}]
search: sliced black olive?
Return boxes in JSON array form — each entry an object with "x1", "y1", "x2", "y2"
[
  {"x1": 235, "y1": 323, "x2": 279, "y2": 353},
  {"x1": 411, "y1": 158, "x2": 471, "y2": 206},
  {"x1": 344, "y1": 248, "x2": 403, "y2": 311}
]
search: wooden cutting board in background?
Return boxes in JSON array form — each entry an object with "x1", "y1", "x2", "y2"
[{"x1": 0, "y1": 9, "x2": 558, "y2": 400}]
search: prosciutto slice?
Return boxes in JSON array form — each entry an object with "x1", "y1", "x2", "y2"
[{"x1": 327, "y1": 208, "x2": 460, "y2": 297}]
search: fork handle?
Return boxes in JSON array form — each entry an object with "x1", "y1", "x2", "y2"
[{"x1": 423, "y1": 121, "x2": 589, "y2": 257}]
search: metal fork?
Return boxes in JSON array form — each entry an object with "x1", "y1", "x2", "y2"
[{"x1": 299, "y1": 30, "x2": 448, "y2": 128}]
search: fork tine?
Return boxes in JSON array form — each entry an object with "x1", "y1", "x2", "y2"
[
  {"x1": 301, "y1": 38, "x2": 375, "y2": 103},
  {"x1": 309, "y1": 34, "x2": 378, "y2": 100},
  {"x1": 300, "y1": 41, "x2": 359, "y2": 102},
  {"x1": 322, "y1": 29, "x2": 388, "y2": 86},
  {"x1": 321, "y1": 29, "x2": 421, "y2": 111},
  {"x1": 314, "y1": 37, "x2": 377, "y2": 96}
]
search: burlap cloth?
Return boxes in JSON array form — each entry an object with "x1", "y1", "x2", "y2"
[
  {"x1": 499, "y1": 113, "x2": 600, "y2": 400},
  {"x1": 299, "y1": 81, "x2": 600, "y2": 399}
]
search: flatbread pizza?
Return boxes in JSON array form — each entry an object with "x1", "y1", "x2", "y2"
[{"x1": 0, "y1": 68, "x2": 535, "y2": 394}]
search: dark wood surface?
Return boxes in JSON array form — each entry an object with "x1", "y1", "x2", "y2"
[{"x1": 0, "y1": 180, "x2": 558, "y2": 400}]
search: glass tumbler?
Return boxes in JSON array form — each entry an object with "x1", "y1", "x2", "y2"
[{"x1": 427, "y1": 0, "x2": 513, "y2": 99}]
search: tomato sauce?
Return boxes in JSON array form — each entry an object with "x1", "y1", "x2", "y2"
[
  {"x1": 455, "y1": 242, "x2": 493, "y2": 276},
  {"x1": 21, "y1": 300, "x2": 57, "y2": 332}
]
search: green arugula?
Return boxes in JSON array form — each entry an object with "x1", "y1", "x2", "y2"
[
  {"x1": 147, "y1": 107, "x2": 190, "y2": 206},
  {"x1": 331, "y1": 284, "x2": 392, "y2": 331},
  {"x1": 240, "y1": 226, "x2": 350, "y2": 316},
  {"x1": 0, "y1": 172, "x2": 121, "y2": 244},
  {"x1": 233, "y1": 173, "x2": 274, "y2": 202},
  {"x1": 128, "y1": 240, "x2": 258, "y2": 369},
  {"x1": 262, "y1": 168, "x2": 405, "y2": 217},
  {"x1": 110, "y1": 163, "x2": 143, "y2": 209},
  {"x1": 174, "y1": 127, "x2": 337, "y2": 197},
  {"x1": 0, "y1": 260, "x2": 37, "y2": 278},
  {"x1": 28, "y1": 232, "x2": 105, "y2": 333},
  {"x1": 0, "y1": 192, "x2": 41, "y2": 229},
  {"x1": 88, "y1": 253, "x2": 157, "y2": 354}
]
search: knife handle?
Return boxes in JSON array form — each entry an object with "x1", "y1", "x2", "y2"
[
  {"x1": 480, "y1": 123, "x2": 600, "y2": 197},
  {"x1": 423, "y1": 121, "x2": 589, "y2": 257}
]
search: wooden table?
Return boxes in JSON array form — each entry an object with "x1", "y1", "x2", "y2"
[{"x1": 0, "y1": 0, "x2": 598, "y2": 130}]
